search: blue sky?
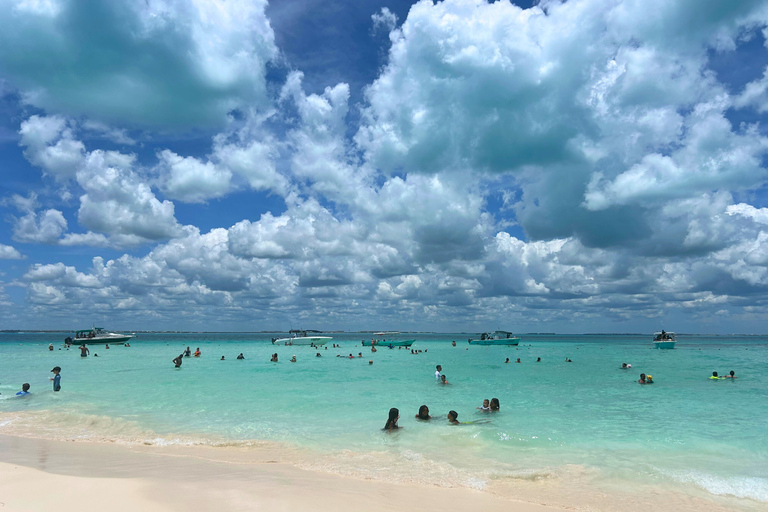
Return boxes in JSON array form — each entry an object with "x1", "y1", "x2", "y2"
[{"x1": 2, "y1": 0, "x2": 768, "y2": 333}]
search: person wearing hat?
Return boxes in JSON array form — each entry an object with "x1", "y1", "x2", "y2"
[{"x1": 49, "y1": 366, "x2": 61, "y2": 391}]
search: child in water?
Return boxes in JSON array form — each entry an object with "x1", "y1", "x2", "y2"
[
  {"x1": 384, "y1": 408, "x2": 400, "y2": 430},
  {"x1": 477, "y1": 399, "x2": 491, "y2": 412},
  {"x1": 447, "y1": 410, "x2": 460, "y2": 425}
]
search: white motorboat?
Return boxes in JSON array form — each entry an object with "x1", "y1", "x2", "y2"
[
  {"x1": 653, "y1": 331, "x2": 676, "y2": 349},
  {"x1": 468, "y1": 331, "x2": 521, "y2": 346},
  {"x1": 66, "y1": 327, "x2": 133, "y2": 345},
  {"x1": 272, "y1": 330, "x2": 332, "y2": 346}
]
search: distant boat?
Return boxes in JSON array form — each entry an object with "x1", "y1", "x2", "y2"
[
  {"x1": 362, "y1": 338, "x2": 415, "y2": 347},
  {"x1": 272, "y1": 330, "x2": 332, "y2": 346},
  {"x1": 468, "y1": 331, "x2": 520, "y2": 346},
  {"x1": 653, "y1": 331, "x2": 676, "y2": 349},
  {"x1": 66, "y1": 327, "x2": 133, "y2": 345}
]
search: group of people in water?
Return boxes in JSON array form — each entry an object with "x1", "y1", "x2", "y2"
[{"x1": 384, "y1": 396, "x2": 500, "y2": 430}]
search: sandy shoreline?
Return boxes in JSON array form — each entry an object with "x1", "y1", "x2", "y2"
[{"x1": 0, "y1": 434, "x2": 561, "y2": 512}]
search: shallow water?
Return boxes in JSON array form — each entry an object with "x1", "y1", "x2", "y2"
[{"x1": 1, "y1": 332, "x2": 766, "y2": 510}]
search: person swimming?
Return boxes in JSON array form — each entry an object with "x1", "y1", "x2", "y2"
[
  {"x1": 316, "y1": 352, "x2": 322, "y2": 357},
  {"x1": 15, "y1": 383, "x2": 31, "y2": 396},
  {"x1": 415, "y1": 405, "x2": 431, "y2": 420},
  {"x1": 565, "y1": 358, "x2": 573, "y2": 362},
  {"x1": 184, "y1": 346, "x2": 191, "y2": 357},
  {"x1": 290, "y1": 355, "x2": 297, "y2": 362},
  {"x1": 638, "y1": 373, "x2": 646, "y2": 384},
  {"x1": 447, "y1": 410, "x2": 460, "y2": 425},
  {"x1": 270, "y1": 353, "x2": 278, "y2": 362},
  {"x1": 536, "y1": 357, "x2": 541, "y2": 362},
  {"x1": 621, "y1": 363, "x2": 628, "y2": 369},
  {"x1": 194, "y1": 347, "x2": 201, "y2": 357},
  {"x1": 220, "y1": 356, "x2": 225, "y2": 360},
  {"x1": 724, "y1": 370, "x2": 737, "y2": 379},
  {"x1": 490, "y1": 398, "x2": 500, "y2": 411},
  {"x1": 477, "y1": 399, "x2": 491, "y2": 412},
  {"x1": 505, "y1": 358, "x2": 510, "y2": 363},
  {"x1": 710, "y1": 371, "x2": 721, "y2": 380},
  {"x1": 440, "y1": 375, "x2": 450, "y2": 385},
  {"x1": 237, "y1": 353, "x2": 245, "y2": 360},
  {"x1": 515, "y1": 358, "x2": 521, "y2": 363},
  {"x1": 384, "y1": 408, "x2": 400, "y2": 430}
]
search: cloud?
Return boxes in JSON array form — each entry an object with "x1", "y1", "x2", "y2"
[
  {"x1": 372, "y1": 7, "x2": 398, "y2": 34},
  {"x1": 0, "y1": 244, "x2": 24, "y2": 259},
  {"x1": 19, "y1": 115, "x2": 84, "y2": 179},
  {"x1": 0, "y1": 0, "x2": 277, "y2": 128},
  {"x1": 12, "y1": 208, "x2": 67, "y2": 244},
  {"x1": 156, "y1": 149, "x2": 232, "y2": 203}
]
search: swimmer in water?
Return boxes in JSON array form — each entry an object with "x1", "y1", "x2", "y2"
[
  {"x1": 220, "y1": 356, "x2": 225, "y2": 360},
  {"x1": 447, "y1": 410, "x2": 460, "y2": 425},
  {"x1": 724, "y1": 370, "x2": 737, "y2": 379},
  {"x1": 440, "y1": 375, "x2": 450, "y2": 385},
  {"x1": 710, "y1": 371, "x2": 721, "y2": 380},
  {"x1": 358, "y1": 352, "x2": 363, "y2": 358},
  {"x1": 348, "y1": 354, "x2": 354, "y2": 359},
  {"x1": 415, "y1": 405, "x2": 431, "y2": 420},
  {"x1": 48, "y1": 343, "x2": 53, "y2": 351},
  {"x1": 435, "y1": 365, "x2": 442, "y2": 380},
  {"x1": 516, "y1": 358, "x2": 521, "y2": 363},
  {"x1": 451, "y1": 341, "x2": 456, "y2": 346},
  {"x1": 194, "y1": 348, "x2": 201, "y2": 357},
  {"x1": 290, "y1": 355, "x2": 297, "y2": 362},
  {"x1": 536, "y1": 357, "x2": 541, "y2": 362},
  {"x1": 638, "y1": 373, "x2": 646, "y2": 384},
  {"x1": 105, "y1": 344, "x2": 109, "y2": 349},
  {"x1": 505, "y1": 358, "x2": 510, "y2": 363},
  {"x1": 621, "y1": 363, "x2": 628, "y2": 369},
  {"x1": 371, "y1": 346, "x2": 377, "y2": 352},
  {"x1": 490, "y1": 398, "x2": 500, "y2": 411},
  {"x1": 565, "y1": 358, "x2": 572, "y2": 362},
  {"x1": 184, "y1": 347, "x2": 191, "y2": 357},
  {"x1": 125, "y1": 343, "x2": 130, "y2": 347},
  {"x1": 271, "y1": 353, "x2": 278, "y2": 362},
  {"x1": 477, "y1": 399, "x2": 491, "y2": 412},
  {"x1": 16, "y1": 383, "x2": 31, "y2": 396},
  {"x1": 79, "y1": 345, "x2": 90, "y2": 358},
  {"x1": 384, "y1": 408, "x2": 400, "y2": 431},
  {"x1": 316, "y1": 352, "x2": 322, "y2": 357},
  {"x1": 173, "y1": 354, "x2": 183, "y2": 368},
  {"x1": 237, "y1": 353, "x2": 245, "y2": 360}
]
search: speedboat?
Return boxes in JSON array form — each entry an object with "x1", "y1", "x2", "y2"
[
  {"x1": 653, "y1": 331, "x2": 676, "y2": 349},
  {"x1": 66, "y1": 327, "x2": 133, "y2": 345},
  {"x1": 468, "y1": 331, "x2": 520, "y2": 346},
  {"x1": 362, "y1": 338, "x2": 415, "y2": 347},
  {"x1": 272, "y1": 330, "x2": 332, "y2": 346}
]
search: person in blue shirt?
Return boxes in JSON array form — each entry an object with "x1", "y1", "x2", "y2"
[
  {"x1": 16, "y1": 383, "x2": 31, "y2": 396},
  {"x1": 50, "y1": 366, "x2": 61, "y2": 391}
]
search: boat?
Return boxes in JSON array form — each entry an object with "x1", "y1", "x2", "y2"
[
  {"x1": 272, "y1": 330, "x2": 332, "y2": 346},
  {"x1": 65, "y1": 327, "x2": 133, "y2": 345},
  {"x1": 653, "y1": 331, "x2": 676, "y2": 349},
  {"x1": 362, "y1": 338, "x2": 415, "y2": 347},
  {"x1": 468, "y1": 331, "x2": 520, "y2": 346},
  {"x1": 361, "y1": 332, "x2": 415, "y2": 347}
]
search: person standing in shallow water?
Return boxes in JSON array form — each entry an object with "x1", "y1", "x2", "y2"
[
  {"x1": 79, "y1": 345, "x2": 89, "y2": 358},
  {"x1": 384, "y1": 408, "x2": 400, "y2": 430},
  {"x1": 173, "y1": 354, "x2": 183, "y2": 368},
  {"x1": 50, "y1": 366, "x2": 61, "y2": 391}
]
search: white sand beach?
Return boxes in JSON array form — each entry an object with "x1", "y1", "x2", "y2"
[{"x1": 0, "y1": 435, "x2": 561, "y2": 512}]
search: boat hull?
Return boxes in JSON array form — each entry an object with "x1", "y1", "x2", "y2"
[
  {"x1": 70, "y1": 335, "x2": 133, "y2": 345},
  {"x1": 653, "y1": 341, "x2": 676, "y2": 349},
  {"x1": 273, "y1": 336, "x2": 332, "y2": 346},
  {"x1": 362, "y1": 339, "x2": 415, "y2": 347},
  {"x1": 468, "y1": 338, "x2": 520, "y2": 346}
]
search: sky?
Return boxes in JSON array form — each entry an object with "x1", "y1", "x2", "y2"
[{"x1": 1, "y1": 0, "x2": 768, "y2": 334}]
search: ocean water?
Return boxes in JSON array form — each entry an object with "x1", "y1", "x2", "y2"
[{"x1": 1, "y1": 332, "x2": 766, "y2": 510}]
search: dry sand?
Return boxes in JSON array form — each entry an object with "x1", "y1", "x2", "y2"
[{"x1": 0, "y1": 435, "x2": 561, "y2": 512}]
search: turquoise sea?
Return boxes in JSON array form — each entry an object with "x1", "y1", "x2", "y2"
[{"x1": 1, "y1": 332, "x2": 766, "y2": 511}]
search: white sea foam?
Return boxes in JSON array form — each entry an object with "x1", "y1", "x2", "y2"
[{"x1": 661, "y1": 469, "x2": 768, "y2": 502}]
